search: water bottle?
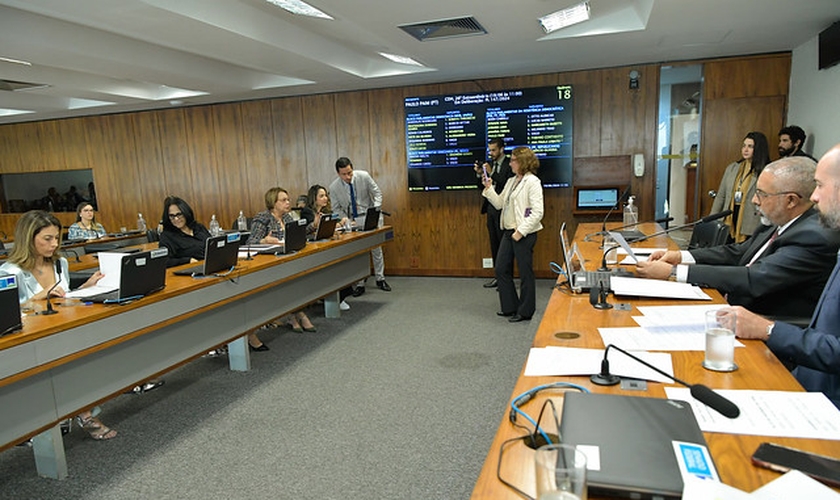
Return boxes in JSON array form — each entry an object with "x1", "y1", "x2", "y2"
[
  {"x1": 209, "y1": 214, "x2": 220, "y2": 236},
  {"x1": 237, "y1": 210, "x2": 247, "y2": 231},
  {"x1": 623, "y1": 196, "x2": 638, "y2": 227},
  {"x1": 137, "y1": 213, "x2": 147, "y2": 232},
  {"x1": 272, "y1": 227, "x2": 286, "y2": 254}
]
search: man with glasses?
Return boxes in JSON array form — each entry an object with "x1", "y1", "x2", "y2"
[{"x1": 637, "y1": 156, "x2": 840, "y2": 320}]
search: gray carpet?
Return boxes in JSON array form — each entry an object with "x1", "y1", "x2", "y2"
[{"x1": 0, "y1": 277, "x2": 554, "y2": 499}]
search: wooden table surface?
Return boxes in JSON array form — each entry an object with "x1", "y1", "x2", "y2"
[{"x1": 471, "y1": 223, "x2": 839, "y2": 498}]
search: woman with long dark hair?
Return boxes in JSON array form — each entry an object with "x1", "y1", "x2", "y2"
[{"x1": 711, "y1": 131, "x2": 771, "y2": 242}]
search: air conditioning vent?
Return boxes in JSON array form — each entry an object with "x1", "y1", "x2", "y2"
[
  {"x1": 0, "y1": 79, "x2": 50, "y2": 92},
  {"x1": 399, "y1": 16, "x2": 487, "y2": 41}
]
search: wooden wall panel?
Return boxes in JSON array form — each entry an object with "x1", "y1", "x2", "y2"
[{"x1": 0, "y1": 53, "x2": 791, "y2": 278}]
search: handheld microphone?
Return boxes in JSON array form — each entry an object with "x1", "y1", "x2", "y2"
[
  {"x1": 591, "y1": 344, "x2": 740, "y2": 419},
  {"x1": 38, "y1": 260, "x2": 63, "y2": 316},
  {"x1": 627, "y1": 210, "x2": 733, "y2": 245},
  {"x1": 584, "y1": 186, "x2": 631, "y2": 243}
]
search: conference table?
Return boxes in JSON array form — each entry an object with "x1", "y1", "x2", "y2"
[
  {"x1": 0, "y1": 227, "x2": 392, "y2": 479},
  {"x1": 471, "y1": 222, "x2": 839, "y2": 498}
]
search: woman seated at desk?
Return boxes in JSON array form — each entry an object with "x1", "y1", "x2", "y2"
[
  {"x1": 0, "y1": 210, "x2": 116, "y2": 440},
  {"x1": 67, "y1": 202, "x2": 106, "y2": 240},
  {"x1": 248, "y1": 187, "x2": 317, "y2": 333},
  {"x1": 159, "y1": 196, "x2": 268, "y2": 351},
  {"x1": 299, "y1": 184, "x2": 345, "y2": 235},
  {"x1": 299, "y1": 184, "x2": 352, "y2": 311}
]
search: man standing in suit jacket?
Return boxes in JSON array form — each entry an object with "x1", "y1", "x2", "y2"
[
  {"x1": 637, "y1": 156, "x2": 840, "y2": 320},
  {"x1": 330, "y1": 157, "x2": 391, "y2": 294},
  {"x1": 729, "y1": 143, "x2": 840, "y2": 409},
  {"x1": 474, "y1": 138, "x2": 513, "y2": 288}
]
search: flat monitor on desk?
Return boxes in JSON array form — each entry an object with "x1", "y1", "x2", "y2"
[{"x1": 173, "y1": 233, "x2": 242, "y2": 276}]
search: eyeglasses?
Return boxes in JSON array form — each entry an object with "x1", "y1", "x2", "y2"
[
  {"x1": 754, "y1": 189, "x2": 801, "y2": 200},
  {"x1": 168, "y1": 212, "x2": 184, "y2": 220}
]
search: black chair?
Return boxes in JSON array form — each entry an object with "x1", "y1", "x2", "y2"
[
  {"x1": 687, "y1": 220, "x2": 729, "y2": 250},
  {"x1": 146, "y1": 229, "x2": 160, "y2": 242}
]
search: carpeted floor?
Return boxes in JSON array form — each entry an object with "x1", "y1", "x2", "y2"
[{"x1": 0, "y1": 276, "x2": 555, "y2": 500}]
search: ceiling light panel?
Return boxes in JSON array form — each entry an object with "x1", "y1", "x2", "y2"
[
  {"x1": 265, "y1": 0, "x2": 333, "y2": 20},
  {"x1": 539, "y1": 1, "x2": 591, "y2": 34}
]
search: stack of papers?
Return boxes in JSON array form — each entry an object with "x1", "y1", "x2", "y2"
[
  {"x1": 524, "y1": 346, "x2": 674, "y2": 383},
  {"x1": 598, "y1": 304, "x2": 745, "y2": 351},
  {"x1": 610, "y1": 276, "x2": 712, "y2": 300}
]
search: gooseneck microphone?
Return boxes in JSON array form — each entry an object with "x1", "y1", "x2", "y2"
[
  {"x1": 38, "y1": 260, "x2": 63, "y2": 316},
  {"x1": 591, "y1": 344, "x2": 741, "y2": 419}
]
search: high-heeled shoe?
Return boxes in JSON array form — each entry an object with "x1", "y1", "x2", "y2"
[
  {"x1": 75, "y1": 414, "x2": 117, "y2": 440},
  {"x1": 289, "y1": 321, "x2": 303, "y2": 333},
  {"x1": 249, "y1": 343, "x2": 269, "y2": 351}
]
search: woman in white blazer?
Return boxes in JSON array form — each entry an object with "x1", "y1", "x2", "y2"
[{"x1": 482, "y1": 146, "x2": 544, "y2": 322}]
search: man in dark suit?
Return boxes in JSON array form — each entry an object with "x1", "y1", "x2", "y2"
[
  {"x1": 637, "y1": 156, "x2": 840, "y2": 320},
  {"x1": 729, "y1": 143, "x2": 840, "y2": 409},
  {"x1": 778, "y1": 125, "x2": 817, "y2": 162},
  {"x1": 474, "y1": 138, "x2": 513, "y2": 288}
]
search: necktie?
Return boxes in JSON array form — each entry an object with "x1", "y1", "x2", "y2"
[
  {"x1": 349, "y1": 182, "x2": 358, "y2": 219},
  {"x1": 746, "y1": 227, "x2": 778, "y2": 267}
]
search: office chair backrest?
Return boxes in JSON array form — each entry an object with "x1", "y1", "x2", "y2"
[
  {"x1": 688, "y1": 220, "x2": 730, "y2": 250},
  {"x1": 146, "y1": 229, "x2": 160, "y2": 242}
]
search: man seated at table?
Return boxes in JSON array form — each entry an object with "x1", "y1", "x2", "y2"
[
  {"x1": 636, "y1": 156, "x2": 840, "y2": 320},
  {"x1": 727, "y1": 143, "x2": 840, "y2": 409}
]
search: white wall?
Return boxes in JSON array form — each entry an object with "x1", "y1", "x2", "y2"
[{"x1": 788, "y1": 35, "x2": 840, "y2": 159}]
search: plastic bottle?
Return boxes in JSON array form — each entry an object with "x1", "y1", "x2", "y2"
[
  {"x1": 209, "y1": 214, "x2": 220, "y2": 236},
  {"x1": 137, "y1": 213, "x2": 147, "y2": 232},
  {"x1": 623, "y1": 196, "x2": 638, "y2": 227},
  {"x1": 236, "y1": 210, "x2": 247, "y2": 231}
]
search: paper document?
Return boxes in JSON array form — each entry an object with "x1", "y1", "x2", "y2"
[
  {"x1": 665, "y1": 388, "x2": 840, "y2": 440},
  {"x1": 598, "y1": 326, "x2": 744, "y2": 351},
  {"x1": 682, "y1": 469, "x2": 840, "y2": 500},
  {"x1": 610, "y1": 276, "x2": 712, "y2": 300},
  {"x1": 65, "y1": 252, "x2": 124, "y2": 298},
  {"x1": 524, "y1": 346, "x2": 674, "y2": 383},
  {"x1": 607, "y1": 231, "x2": 639, "y2": 263},
  {"x1": 617, "y1": 247, "x2": 667, "y2": 256}
]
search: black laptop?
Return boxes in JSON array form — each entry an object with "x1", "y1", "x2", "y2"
[
  {"x1": 353, "y1": 207, "x2": 381, "y2": 232},
  {"x1": 76, "y1": 248, "x2": 169, "y2": 303},
  {"x1": 0, "y1": 275, "x2": 22, "y2": 336},
  {"x1": 559, "y1": 392, "x2": 716, "y2": 499},
  {"x1": 278, "y1": 219, "x2": 307, "y2": 254},
  {"x1": 173, "y1": 233, "x2": 242, "y2": 276},
  {"x1": 310, "y1": 214, "x2": 338, "y2": 241}
]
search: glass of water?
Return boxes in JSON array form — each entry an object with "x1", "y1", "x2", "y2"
[
  {"x1": 703, "y1": 309, "x2": 738, "y2": 372},
  {"x1": 535, "y1": 444, "x2": 588, "y2": 500}
]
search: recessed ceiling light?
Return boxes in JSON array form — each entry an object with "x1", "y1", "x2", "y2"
[
  {"x1": 378, "y1": 52, "x2": 424, "y2": 67},
  {"x1": 539, "y1": 1, "x2": 591, "y2": 34},
  {"x1": 265, "y1": 0, "x2": 333, "y2": 20}
]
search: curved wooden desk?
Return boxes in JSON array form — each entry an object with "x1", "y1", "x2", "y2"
[
  {"x1": 0, "y1": 227, "x2": 392, "y2": 478},
  {"x1": 471, "y1": 223, "x2": 839, "y2": 498}
]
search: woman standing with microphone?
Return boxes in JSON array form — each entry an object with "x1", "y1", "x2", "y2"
[{"x1": 482, "y1": 146, "x2": 544, "y2": 322}]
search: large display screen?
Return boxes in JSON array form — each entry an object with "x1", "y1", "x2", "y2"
[{"x1": 405, "y1": 85, "x2": 573, "y2": 191}]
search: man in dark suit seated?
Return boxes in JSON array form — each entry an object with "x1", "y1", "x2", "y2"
[
  {"x1": 728, "y1": 143, "x2": 840, "y2": 409},
  {"x1": 637, "y1": 155, "x2": 840, "y2": 320}
]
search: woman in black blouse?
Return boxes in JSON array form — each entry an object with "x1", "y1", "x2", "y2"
[{"x1": 159, "y1": 196, "x2": 268, "y2": 350}]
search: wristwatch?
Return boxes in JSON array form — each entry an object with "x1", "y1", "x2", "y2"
[{"x1": 765, "y1": 322, "x2": 775, "y2": 340}]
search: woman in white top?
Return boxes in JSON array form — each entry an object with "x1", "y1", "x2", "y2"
[
  {"x1": 482, "y1": 146, "x2": 544, "y2": 322},
  {"x1": 0, "y1": 210, "x2": 115, "y2": 439}
]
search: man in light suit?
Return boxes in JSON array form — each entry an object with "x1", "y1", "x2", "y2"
[
  {"x1": 329, "y1": 157, "x2": 390, "y2": 294},
  {"x1": 729, "y1": 143, "x2": 840, "y2": 409},
  {"x1": 637, "y1": 156, "x2": 840, "y2": 321},
  {"x1": 474, "y1": 138, "x2": 513, "y2": 288}
]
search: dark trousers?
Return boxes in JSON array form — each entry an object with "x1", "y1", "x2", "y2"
[
  {"x1": 486, "y1": 205, "x2": 503, "y2": 262},
  {"x1": 495, "y1": 230, "x2": 537, "y2": 318}
]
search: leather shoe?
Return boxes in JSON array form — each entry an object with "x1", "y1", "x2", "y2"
[
  {"x1": 508, "y1": 314, "x2": 531, "y2": 323},
  {"x1": 249, "y1": 343, "x2": 270, "y2": 352},
  {"x1": 352, "y1": 286, "x2": 366, "y2": 297},
  {"x1": 497, "y1": 311, "x2": 515, "y2": 317},
  {"x1": 483, "y1": 278, "x2": 498, "y2": 288},
  {"x1": 376, "y1": 280, "x2": 392, "y2": 292}
]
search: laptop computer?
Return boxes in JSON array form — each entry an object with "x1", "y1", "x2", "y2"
[
  {"x1": 68, "y1": 248, "x2": 169, "y2": 303},
  {"x1": 559, "y1": 392, "x2": 716, "y2": 499},
  {"x1": 353, "y1": 207, "x2": 381, "y2": 232},
  {"x1": 309, "y1": 214, "x2": 338, "y2": 241},
  {"x1": 279, "y1": 219, "x2": 307, "y2": 254},
  {"x1": 0, "y1": 275, "x2": 22, "y2": 336},
  {"x1": 173, "y1": 232, "x2": 242, "y2": 276},
  {"x1": 559, "y1": 222, "x2": 631, "y2": 293}
]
